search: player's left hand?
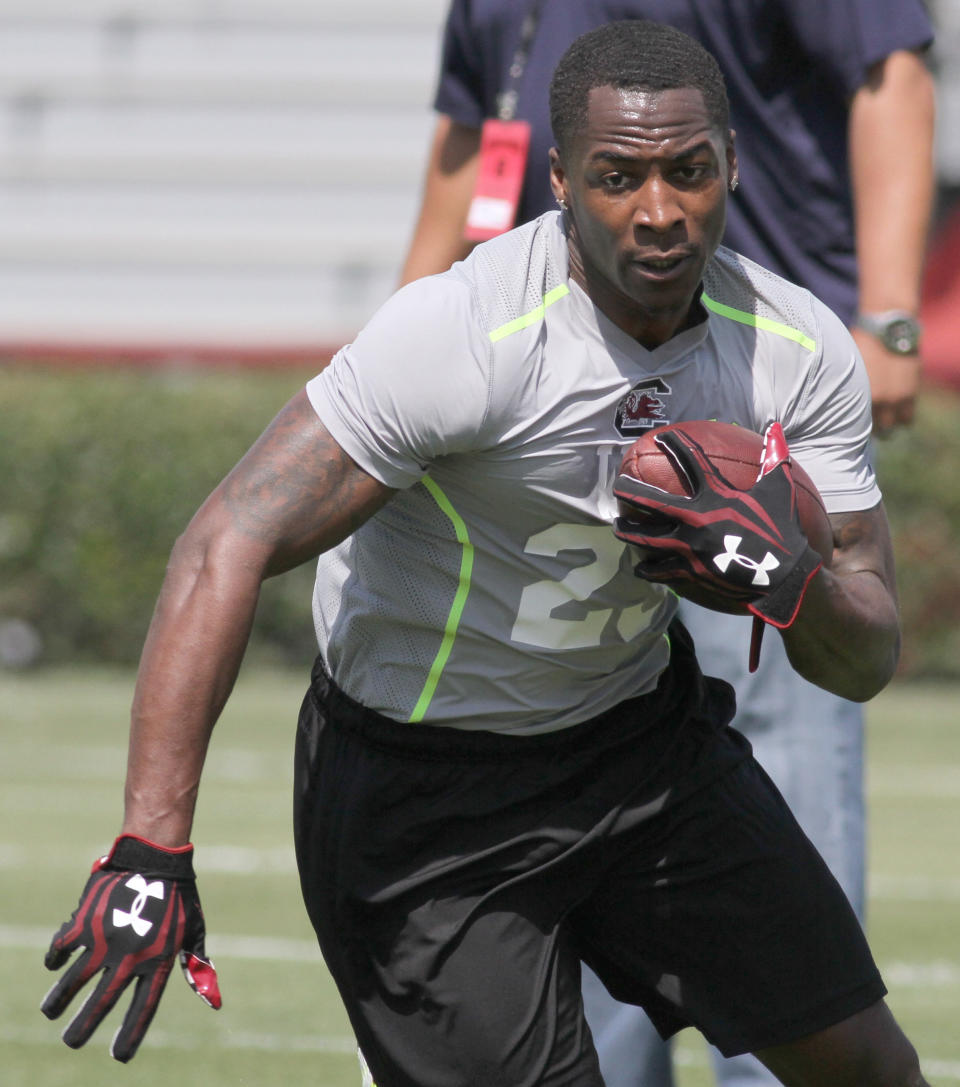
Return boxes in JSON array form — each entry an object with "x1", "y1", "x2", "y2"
[
  {"x1": 41, "y1": 834, "x2": 221, "y2": 1062},
  {"x1": 613, "y1": 424, "x2": 822, "y2": 628}
]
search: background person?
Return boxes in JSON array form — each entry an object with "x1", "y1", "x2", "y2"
[{"x1": 399, "y1": 4, "x2": 935, "y2": 1083}]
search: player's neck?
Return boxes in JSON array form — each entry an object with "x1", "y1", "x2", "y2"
[{"x1": 566, "y1": 237, "x2": 705, "y2": 350}]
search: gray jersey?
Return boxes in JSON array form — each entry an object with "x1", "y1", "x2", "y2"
[{"x1": 306, "y1": 212, "x2": 878, "y2": 734}]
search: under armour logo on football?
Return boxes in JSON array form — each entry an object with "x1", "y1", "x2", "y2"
[
  {"x1": 113, "y1": 874, "x2": 165, "y2": 937},
  {"x1": 713, "y1": 535, "x2": 781, "y2": 586}
]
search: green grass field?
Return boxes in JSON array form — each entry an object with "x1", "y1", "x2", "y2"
[{"x1": 2, "y1": 669, "x2": 958, "y2": 1086}]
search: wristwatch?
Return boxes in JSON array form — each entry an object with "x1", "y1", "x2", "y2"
[{"x1": 855, "y1": 310, "x2": 922, "y2": 355}]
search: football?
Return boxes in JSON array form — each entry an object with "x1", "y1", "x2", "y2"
[{"x1": 617, "y1": 420, "x2": 833, "y2": 613}]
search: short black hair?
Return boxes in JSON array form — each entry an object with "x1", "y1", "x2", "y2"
[{"x1": 549, "y1": 20, "x2": 730, "y2": 157}]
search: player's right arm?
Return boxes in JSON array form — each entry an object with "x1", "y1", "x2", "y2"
[
  {"x1": 778, "y1": 500, "x2": 899, "y2": 701},
  {"x1": 614, "y1": 424, "x2": 899, "y2": 702},
  {"x1": 398, "y1": 114, "x2": 481, "y2": 285},
  {"x1": 124, "y1": 388, "x2": 394, "y2": 846},
  {"x1": 42, "y1": 390, "x2": 394, "y2": 1059}
]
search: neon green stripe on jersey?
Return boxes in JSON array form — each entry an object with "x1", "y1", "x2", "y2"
[
  {"x1": 702, "y1": 293, "x2": 816, "y2": 352},
  {"x1": 408, "y1": 476, "x2": 475, "y2": 723},
  {"x1": 488, "y1": 283, "x2": 571, "y2": 343}
]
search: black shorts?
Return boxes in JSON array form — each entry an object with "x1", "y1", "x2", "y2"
[{"x1": 293, "y1": 626, "x2": 885, "y2": 1087}]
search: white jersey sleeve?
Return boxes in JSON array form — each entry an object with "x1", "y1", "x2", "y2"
[
  {"x1": 306, "y1": 274, "x2": 495, "y2": 488},
  {"x1": 776, "y1": 297, "x2": 879, "y2": 514}
]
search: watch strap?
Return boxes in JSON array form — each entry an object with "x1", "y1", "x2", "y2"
[{"x1": 854, "y1": 310, "x2": 921, "y2": 355}]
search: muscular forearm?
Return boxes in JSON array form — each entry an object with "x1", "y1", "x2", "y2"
[
  {"x1": 781, "y1": 566, "x2": 900, "y2": 701},
  {"x1": 399, "y1": 115, "x2": 482, "y2": 285},
  {"x1": 122, "y1": 525, "x2": 265, "y2": 847},
  {"x1": 780, "y1": 506, "x2": 900, "y2": 701},
  {"x1": 849, "y1": 49, "x2": 935, "y2": 431},
  {"x1": 119, "y1": 393, "x2": 394, "y2": 847},
  {"x1": 850, "y1": 49, "x2": 935, "y2": 316}
]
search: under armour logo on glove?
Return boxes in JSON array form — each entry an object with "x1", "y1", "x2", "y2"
[
  {"x1": 42, "y1": 834, "x2": 221, "y2": 1062},
  {"x1": 112, "y1": 875, "x2": 165, "y2": 937},
  {"x1": 713, "y1": 535, "x2": 781, "y2": 586},
  {"x1": 613, "y1": 423, "x2": 822, "y2": 629}
]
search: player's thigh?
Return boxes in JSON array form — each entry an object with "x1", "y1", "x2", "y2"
[
  {"x1": 754, "y1": 999, "x2": 925, "y2": 1087},
  {"x1": 293, "y1": 684, "x2": 605, "y2": 1087},
  {"x1": 316, "y1": 877, "x2": 604, "y2": 1086},
  {"x1": 679, "y1": 604, "x2": 866, "y2": 916},
  {"x1": 367, "y1": 908, "x2": 602, "y2": 1087},
  {"x1": 573, "y1": 752, "x2": 884, "y2": 1057}
]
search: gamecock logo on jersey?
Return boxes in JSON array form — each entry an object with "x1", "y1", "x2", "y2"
[{"x1": 615, "y1": 378, "x2": 672, "y2": 435}]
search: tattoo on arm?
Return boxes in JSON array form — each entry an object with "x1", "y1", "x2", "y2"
[{"x1": 217, "y1": 390, "x2": 394, "y2": 572}]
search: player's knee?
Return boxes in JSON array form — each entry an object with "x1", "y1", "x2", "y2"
[
  {"x1": 856, "y1": 1033, "x2": 925, "y2": 1087},
  {"x1": 881, "y1": 1015, "x2": 929, "y2": 1087},
  {"x1": 756, "y1": 1001, "x2": 927, "y2": 1087},
  {"x1": 889, "y1": 1043, "x2": 927, "y2": 1087}
]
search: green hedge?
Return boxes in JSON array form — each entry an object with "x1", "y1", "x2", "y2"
[
  {"x1": 2, "y1": 366, "x2": 959, "y2": 677},
  {"x1": 872, "y1": 386, "x2": 960, "y2": 678},
  {"x1": 0, "y1": 367, "x2": 318, "y2": 668}
]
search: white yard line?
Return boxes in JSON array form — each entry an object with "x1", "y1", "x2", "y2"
[
  {"x1": 673, "y1": 1047, "x2": 960, "y2": 1082},
  {"x1": 3, "y1": 745, "x2": 290, "y2": 783},
  {"x1": 0, "y1": 843, "x2": 299, "y2": 873},
  {"x1": 7, "y1": 844, "x2": 960, "y2": 902},
  {"x1": 9, "y1": 1019, "x2": 960, "y2": 1078},
  {"x1": 883, "y1": 960, "x2": 960, "y2": 986},
  {"x1": 6, "y1": 920, "x2": 959, "y2": 986},
  {"x1": 924, "y1": 1061, "x2": 960, "y2": 1081},
  {"x1": 7, "y1": 924, "x2": 959, "y2": 1072},
  {"x1": 1, "y1": 923, "x2": 320, "y2": 962},
  {"x1": 0, "y1": 1022, "x2": 357, "y2": 1054},
  {"x1": 868, "y1": 765, "x2": 960, "y2": 798},
  {"x1": 870, "y1": 873, "x2": 960, "y2": 901}
]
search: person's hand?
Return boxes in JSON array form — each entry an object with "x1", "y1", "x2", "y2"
[
  {"x1": 852, "y1": 326, "x2": 921, "y2": 435},
  {"x1": 613, "y1": 423, "x2": 823, "y2": 628},
  {"x1": 41, "y1": 834, "x2": 221, "y2": 1062}
]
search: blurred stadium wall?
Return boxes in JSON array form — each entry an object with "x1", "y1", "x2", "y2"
[
  {"x1": 0, "y1": 0, "x2": 447, "y2": 366},
  {"x1": 0, "y1": 0, "x2": 957, "y2": 382}
]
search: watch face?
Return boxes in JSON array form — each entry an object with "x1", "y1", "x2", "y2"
[{"x1": 885, "y1": 318, "x2": 920, "y2": 355}]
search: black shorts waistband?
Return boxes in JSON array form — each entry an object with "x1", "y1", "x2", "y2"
[{"x1": 308, "y1": 621, "x2": 721, "y2": 763}]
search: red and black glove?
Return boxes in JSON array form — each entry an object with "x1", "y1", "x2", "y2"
[
  {"x1": 41, "y1": 834, "x2": 221, "y2": 1062},
  {"x1": 613, "y1": 424, "x2": 822, "y2": 629}
]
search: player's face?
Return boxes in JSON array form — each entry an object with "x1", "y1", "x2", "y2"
[{"x1": 551, "y1": 84, "x2": 736, "y2": 348}]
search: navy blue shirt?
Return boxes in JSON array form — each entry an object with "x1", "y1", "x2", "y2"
[{"x1": 434, "y1": 0, "x2": 933, "y2": 324}]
